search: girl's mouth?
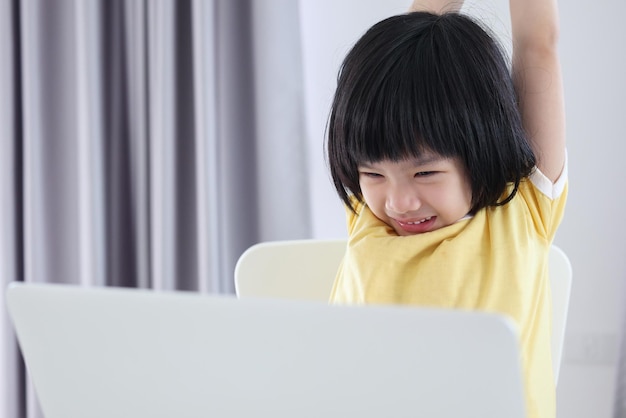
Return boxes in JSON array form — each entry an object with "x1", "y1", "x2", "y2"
[{"x1": 395, "y1": 216, "x2": 436, "y2": 234}]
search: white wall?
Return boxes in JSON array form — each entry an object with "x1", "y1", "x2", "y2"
[
  {"x1": 554, "y1": 1, "x2": 626, "y2": 416},
  {"x1": 299, "y1": 1, "x2": 626, "y2": 417}
]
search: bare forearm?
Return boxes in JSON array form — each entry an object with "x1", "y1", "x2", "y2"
[
  {"x1": 510, "y1": 0, "x2": 560, "y2": 49},
  {"x1": 408, "y1": 0, "x2": 463, "y2": 13}
]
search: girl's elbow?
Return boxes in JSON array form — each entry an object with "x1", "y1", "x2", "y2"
[{"x1": 516, "y1": 27, "x2": 560, "y2": 57}]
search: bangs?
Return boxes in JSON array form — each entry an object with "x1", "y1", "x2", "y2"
[
  {"x1": 347, "y1": 49, "x2": 460, "y2": 164},
  {"x1": 343, "y1": 14, "x2": 503, "y2": 165}
]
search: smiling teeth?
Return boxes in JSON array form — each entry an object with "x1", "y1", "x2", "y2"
[{"x1": 406, "y1": 216, "x2": 432, "y2": 225}]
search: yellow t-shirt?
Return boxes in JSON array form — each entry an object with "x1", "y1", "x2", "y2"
[{"x1": 330, "y1": 168, "x2": 568, "y2": 418}]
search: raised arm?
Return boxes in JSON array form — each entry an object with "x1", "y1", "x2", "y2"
[
  {"x1": 510, "y1": 0, "x2": 566, "y2": 182},
  {"x1": 408, "y1": 0, "x2": 463, "y2": 13}
]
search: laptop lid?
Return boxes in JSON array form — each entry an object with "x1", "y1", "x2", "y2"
[{"x1": 6, "y1": 282, "x2": 526, "y2": 418}]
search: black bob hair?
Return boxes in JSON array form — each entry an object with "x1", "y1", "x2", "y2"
[{"x1": 327, "y1": 11, "x2": 536, "y2": 214}]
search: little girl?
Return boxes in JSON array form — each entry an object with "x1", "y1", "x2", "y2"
[{"x1": 326, "y1": 1, "x2": 566, "y2": 417}]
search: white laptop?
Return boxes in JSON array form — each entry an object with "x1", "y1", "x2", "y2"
[{"x1": 6, "y1": 282, "x2": 526, "y2": 418}]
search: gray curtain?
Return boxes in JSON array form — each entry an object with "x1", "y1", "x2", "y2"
[{"x1": 0, "y1": 0, "x2": 311, "y2": 416}]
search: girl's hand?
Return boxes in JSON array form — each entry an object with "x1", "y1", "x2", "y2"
[{"x1": 407, "y1": 0, "x2": 463, "y2": 14}]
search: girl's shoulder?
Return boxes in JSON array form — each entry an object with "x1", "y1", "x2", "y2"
[{"x1": 488, "y1": 164, "x2": 568, "y2": 241}]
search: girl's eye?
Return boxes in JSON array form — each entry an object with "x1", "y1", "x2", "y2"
[
  {"x1": 414, "y1": 171, "x2": 435, "y2": 177},
  {"x1": 360, "y1": 172, "x2": 383, "y2": 178}
]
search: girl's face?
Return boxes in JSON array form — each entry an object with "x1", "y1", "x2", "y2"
[{"x1": 358, "y1": 152, "x2": 472, "y2": 236}]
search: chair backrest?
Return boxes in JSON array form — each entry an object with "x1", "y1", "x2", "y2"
[
  {"x1": 548, "y1": 245, "x2": 573, "y2": 384},
  {"x1": 234, "y1": 239, "x2": 572, "y2": 385},
  {"x1": 235, "y1": 239, "x2": 346, "y2": 301}
]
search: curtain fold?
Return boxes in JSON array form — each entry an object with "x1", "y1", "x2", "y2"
[
  {"x1": 1, "y1": 0, "x2": 311, "y2": 416},
  {"x1": 1, "y1": 2, "x2": 25, "y2": 418},
  {"x1": 191, "y1": 0, "x2": 221, "y2": 293}
]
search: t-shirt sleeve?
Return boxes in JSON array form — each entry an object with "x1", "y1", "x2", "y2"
[
  {"x1": 523, "y1": 152, "x2": 568, "y2": 241},
  {"x1": 529, "y1": 151, "x2": 568, "y2": 200}
]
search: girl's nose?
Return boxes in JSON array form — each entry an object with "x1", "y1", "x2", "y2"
[{"x1": 386, "y1": 184, "x2": 421, "y2": 215}]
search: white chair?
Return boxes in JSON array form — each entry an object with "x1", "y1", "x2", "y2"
[
  {"x1": 235, "y1": 239, "x2": 345, "y2": 302},
  {"x1": 234, "y1": 239, "x2": 572, "y2": 385},
  {"x1": 548, "y1": 245, "x2": 573, "y2": 384}
]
